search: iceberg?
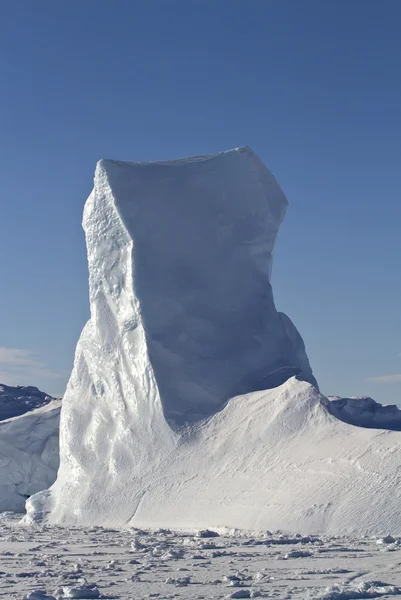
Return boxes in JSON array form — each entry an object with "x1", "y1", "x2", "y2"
[
  {"x1": 26, "y1": 146, "x2": 401, "y2": 534},
  {"x1": 27, "y1": 147, "x2": 317, "y2": 524}
]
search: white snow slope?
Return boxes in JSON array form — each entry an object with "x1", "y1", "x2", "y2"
[
  {"x1": 0, "y1": 401, "x2": 60, "y2": 512},
  {"x1": 28, "y1": 378, "x2": 401, "y2": 535},
  {"x1": 26, "y1": 147, "x2": 401, "y2": 534},
  {"x1": 84, "y1": 145, "x2": 316, "y2": 426}
]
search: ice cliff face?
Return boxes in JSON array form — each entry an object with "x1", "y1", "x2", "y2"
[{"x1": 84, "y1": 146, "x2": 316, "y2": 426}]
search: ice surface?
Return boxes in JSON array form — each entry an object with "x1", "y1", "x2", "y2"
[
  {"x1": 85, "y1": 146, "x2": 316, "y2": 425},
  {"x1": 0, "y1": 400, "x2": 60, "y2": 512},
  {"x1": 26, "y1": 147, "x2": 401, "y2": 534}
]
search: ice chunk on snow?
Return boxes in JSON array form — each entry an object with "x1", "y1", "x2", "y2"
[
  {"x1": 316, "y1": 580, "x2": 401, "y2": 599},
  {"x1": 61, "y1": 585, "x2": 100, "y2": 599},
  {"x1": 23, "y1": 593, "x2": 56, "y2": 600},
  {"x1": 25, "y1": 147, "x2": 315, "y2": 520}
]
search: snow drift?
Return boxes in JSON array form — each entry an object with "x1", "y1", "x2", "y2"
[
  {"x1": 26, "y1": 146, "x2": 401, "y2": 534},
  {"x1": 28, "y1": 379, "x2": 401, "y2": 535},
  {"x1": 0, "y1": 400, "x2": 60, "y2": 512}
]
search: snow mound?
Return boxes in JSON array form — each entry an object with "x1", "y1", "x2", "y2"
[
  {"x1": 27, "y1": 377, "x2": 401, "y2": 534},
  {"x1": 0, "y1": 400, "x2": 60, "y2": 512},
  {"x1": 0, "y1": 383, "x2": 55, "y2": 421}
]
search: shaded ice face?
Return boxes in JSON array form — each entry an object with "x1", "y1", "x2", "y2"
[{"x1": 91, "y1": 148, "x2": 315, "y2": 425}]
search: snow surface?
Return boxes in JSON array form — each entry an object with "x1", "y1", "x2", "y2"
[
  {"x1": 3, "y1": 515, "x2": 401, "y2": 600},
  {"x1": 0, "y1": 401, "x2": 60, "y2": 512},
  {"x1": 25, "y1": 146, "x2": 401, "y2": 534},
  {"x1": 27, "y1": 377, "x2": 401, "y2": 534}
]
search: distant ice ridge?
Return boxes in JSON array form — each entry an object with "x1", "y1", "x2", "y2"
[
  {"x1": 26, "y1": 146, "x2": 401, "y2": 533},
  {"x1": 0, "y1": 384, "x2": 55, "y2": 421},
  {"x1": 326, "y1": 395, "x2": 401, "y2": 430},
  {"x1": 0, "y1": 400, "x2": 60, "y2": 512}
]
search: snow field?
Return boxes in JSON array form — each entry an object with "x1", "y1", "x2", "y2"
[{"x1": 2, "y1": 514, "x2": 401, "y2": 599}]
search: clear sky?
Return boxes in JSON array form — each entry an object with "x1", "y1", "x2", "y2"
[{"x1": 0, "y1": 0, "x2": 400, "y2": 403}]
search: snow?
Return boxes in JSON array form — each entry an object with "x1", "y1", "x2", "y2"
[
  {"x1": 27, "y1": 376, "x2": 401, "y2": 534},
  {"x1": 3, "y1": 515, "x2": 401, "y2": 600},
  {"x1": 25, "y1": 147, "x2": 401, "y2": 535},
  {"x1": 0, "y1": 401, "x2": 60, "y2": 512}
]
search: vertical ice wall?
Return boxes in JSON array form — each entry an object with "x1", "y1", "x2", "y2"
[{"x1": 93, "y1": 146, "x2": 316, "y2": 425}]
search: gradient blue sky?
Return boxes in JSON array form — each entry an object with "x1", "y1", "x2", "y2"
[{"x1": 0, "y1": 0, "x2": 400, "y2": 402}]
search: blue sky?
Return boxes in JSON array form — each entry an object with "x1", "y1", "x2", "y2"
[{"x1": 0, "y1": 0, "x2": 400, "y2": 402}]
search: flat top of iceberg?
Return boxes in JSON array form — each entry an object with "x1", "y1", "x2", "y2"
[{"x1": 98, "y1": 145, "x2": 262, "y2": 169}]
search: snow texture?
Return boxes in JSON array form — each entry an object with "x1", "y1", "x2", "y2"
[
  {"x1": 0, "y1": 384, "x2": 55, "y2": 421},
  {"x1": 0, "y1": 401, "x2": 60, "y2": 512},
  {"x1": 3, "y1": 514, "x2": 401, "y2": 600},
  {"x1": 26, "y1": 146, "x2": 401, "y2": 534}
]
